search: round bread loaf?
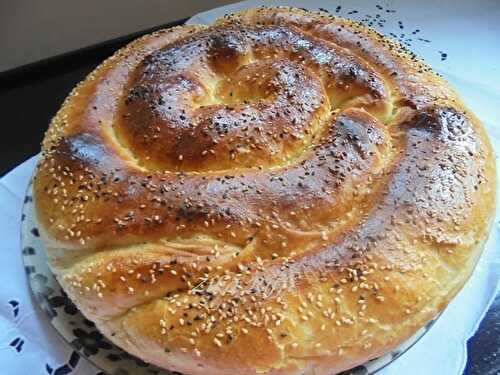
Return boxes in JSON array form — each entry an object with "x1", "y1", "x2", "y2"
[{"x1": 33, "y1": 7, "x2": 496, "y2": 375}]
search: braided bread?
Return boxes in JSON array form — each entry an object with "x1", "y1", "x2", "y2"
[{"x1": 33, "y1": 7, "x2": 496, "y2": 374}]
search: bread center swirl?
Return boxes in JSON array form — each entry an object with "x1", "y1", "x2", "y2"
[
  {"x1": 116, "y1": 25, "x2": 391, "y2": 172},
  {"x1": 36, "y1": 22, "x2": 397, "y2": 265}
]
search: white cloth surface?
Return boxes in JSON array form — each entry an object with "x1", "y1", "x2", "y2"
[{"x1": 1, "y1": 0, "x2": 499, "y2": 374}]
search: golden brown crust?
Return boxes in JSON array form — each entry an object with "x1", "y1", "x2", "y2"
[{"x1": 33, "y1": 6, "x2": 496, "y2": 375}]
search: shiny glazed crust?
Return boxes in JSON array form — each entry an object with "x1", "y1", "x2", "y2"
[{"x1": 33, "y1": 7, "x2": 496, "y2": 375}]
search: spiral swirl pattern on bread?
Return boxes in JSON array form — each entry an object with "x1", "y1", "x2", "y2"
[{"x1": 33, "y1": 7, "x2": 496, "y2": 375}]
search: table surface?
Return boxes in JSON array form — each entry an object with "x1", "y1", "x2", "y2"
[{"x1": 0, "y1": 18, "x2": 498, "y2": 375}]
